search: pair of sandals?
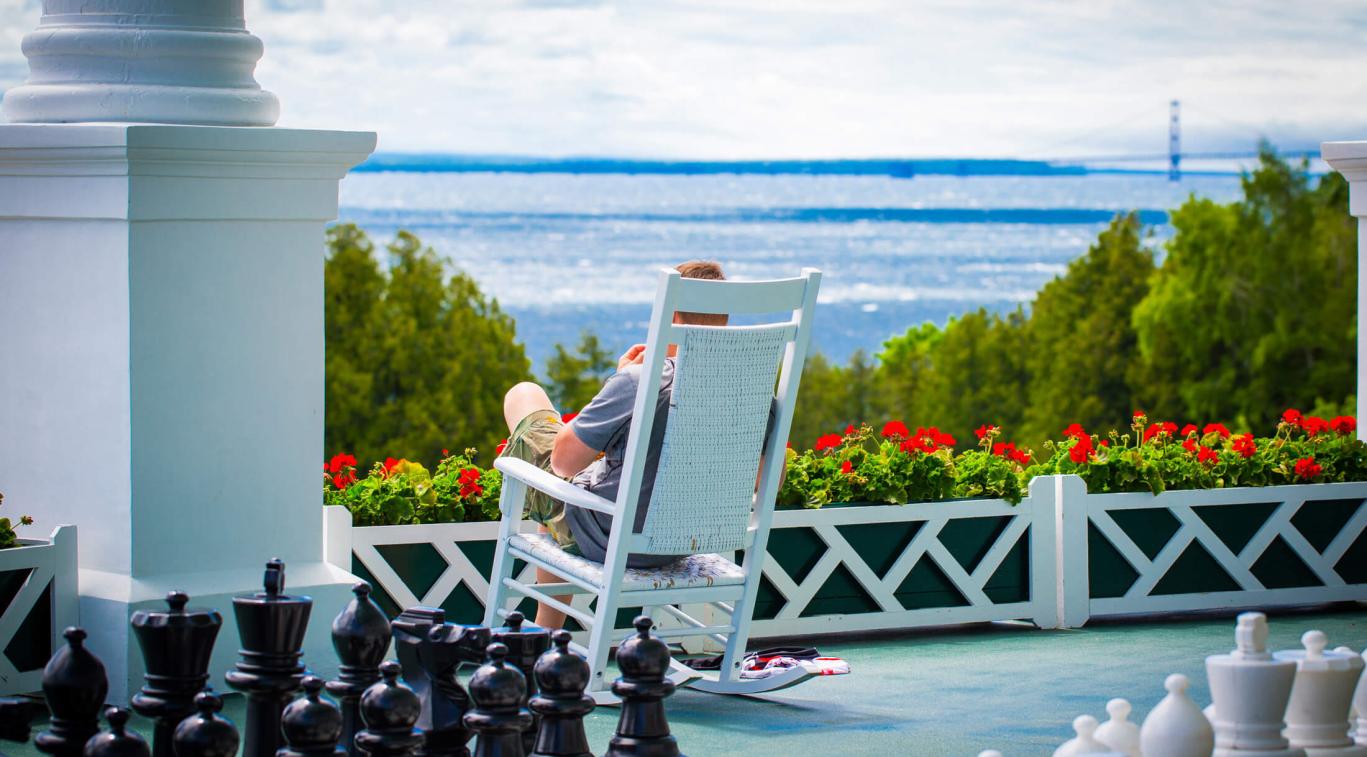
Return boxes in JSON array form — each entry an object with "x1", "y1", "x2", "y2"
[{"x1": 682, "y1": 646, "x2": 851, "y2": 679}]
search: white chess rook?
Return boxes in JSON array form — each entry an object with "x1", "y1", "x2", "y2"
[
  {"x1": 1276, "y1": 631, "x2": 1367, "y2": 757},
  {"x1": 1206, "y1": 612, "x2": 1305, "y2": 757},
  {"x1": 1141, "y1": 673, "x2": 1216, "y2": 757}
]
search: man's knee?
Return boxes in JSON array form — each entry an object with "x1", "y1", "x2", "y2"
[{"x1": 505, "y1": 381, "x2": 547, "y2": 406}]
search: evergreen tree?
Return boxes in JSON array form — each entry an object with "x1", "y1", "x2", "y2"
[
  {"x1": 324, "y1": 225, "x2": 531, "y2": 466},
  {"x1": 1021, "y1": 213, "x2": 1154, "y2": 444},
  {"x1": 543, "y1": 331, "x2": 614, "y2": 414}
]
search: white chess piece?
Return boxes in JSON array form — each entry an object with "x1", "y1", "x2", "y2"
[
  {"x1": 1275, "y1": 631, "x2": 1367, "y2": 756},
  {"x1": 1095, "y1": 698, "x2": 1142, "y2": 757},
  {"x1": 1206, "y1": 612, "x2": 1304, "y2": 756},
  {"x1": 978, "y1": 752, "x2": 1005, "y2": 757},
  {"x1": 1054, "y1": 714, "x2": 1124, "y2": 756},
  {"x1": 1345, "y1": 647, "x2": 1366, "y2": 747},
  {"x1": 1141, "y1": 673, "x2": 1216, "y2": 757}
]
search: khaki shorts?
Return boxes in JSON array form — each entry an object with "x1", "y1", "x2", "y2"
[{"x1": 501, "y1": 410, "x2": 580, "y2": 554}]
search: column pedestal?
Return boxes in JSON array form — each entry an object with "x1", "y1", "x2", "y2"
[
  {"x1": 0, "y1": 122, "x2": 376, "y2": 699},
  {"x1": 1323, "y1": 141, "x2": 1367, "y2": 441}
]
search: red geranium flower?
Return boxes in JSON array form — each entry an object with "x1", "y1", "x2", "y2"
[
  {"x1": 1197, "y1": 446, "x2": 1219, "y2": 465},
  {"x1": 442, "y1": 448, "x2": 449, "y2": 457},
  {"x1": 562, "y1": 412, "x2": 578, "y2": 424},
  {"x1": 1182, "y1": 438, "x2": 1198, "y2": 454},
  {"x1": 458, "y1": 467, "x2": 483, "y2": 498},
  {"x1": 845, "y1": 424, "x2": 857, "y2": 435},
  {"x1": 933, "y1": 430, "x2": 956, "y2": 448},
  {"x1": 1180, "y1": 424, "x2": 1198, "y2": 437},
  {"x1": 382, "y1": 457, "x2": 402, "y2": 476},
  {"x1": 1203, "y1": 423, "x2": 1231, "y2": 439},
  {"x1": 325, "y1": 453, "x2": 357, "y2": 475},
  {"x1": 1068, "y1": 434, "x2": 1094, "y2": 464},
  {"x1": 496, "y1": 438, "x2": 509, "y2": 456},
  {"x1": 993, "y1": 442, "x2": 1009, "y2": 456},
  {"x1": 882, "y1": 420, "x2": 911, "y2": 440},
  {"x1": 1132, "y1": 410, "x2": 1146, "y2": 420},
  {"x1": 1283, "y1": 408, "x2": 1303, "y2": 425},
  {"x1": 1330, "y1": 416, "x2": 1357, "y2": 435},
  {"x1": 1012, "y1": 449, "x2": 1032, "y2": 465},
  {"x1": 1062, "y1": 423, "x2": 1086, "y2": 439},
  {"x1": 840, "y1": 460, "x2": 853, "y2": 474},
  {"x1": 1300, "y1": 416, "x2": 1329, "y2": 436},
  {"x1": 975, "y1": 424, "x2": 998, "y2": 440},
  {"x1": 814, "y1": 433, "x2": 843, "y2": 452},
  {"x1": 1294, "y1": 457, "x2": 1322, "y2": 480},
  {"x1": 332, "y1": 470, "x2": 356, "y2": 490},
  {"x1": 1233, "y1": 434, "x2": 1256, "y2": 458}
]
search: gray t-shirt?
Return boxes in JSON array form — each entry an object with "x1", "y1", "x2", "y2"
[{"x1": 564, "y1": 358, "x2": 679, "y2": 568}]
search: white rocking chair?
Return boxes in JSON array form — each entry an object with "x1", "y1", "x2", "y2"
[{"x1": 483, "y1": 266, "x2": 821, "y2": 701}]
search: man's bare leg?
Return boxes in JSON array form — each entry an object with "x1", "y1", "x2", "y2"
[{"x1": 503, "y1": 382, "x2": 573, "y2": 629}]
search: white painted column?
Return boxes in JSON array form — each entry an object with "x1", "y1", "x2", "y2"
[
  {"x1": 0, "y1": 0, "x2": 374, "y2": 699},
  {"x1": 1322, "y1": 142, "x2": 1367, "y2": 440}
]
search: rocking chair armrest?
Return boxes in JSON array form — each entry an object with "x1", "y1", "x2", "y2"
[{"x1": 494, "y1": 457, "x2": 618, "y2": 516}]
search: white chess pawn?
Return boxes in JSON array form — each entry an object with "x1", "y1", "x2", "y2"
[
  {"x1": 1205, "y1": 611, "x2": 1304, "y2": 756},
  {"x1": 1141, "y1": 673, "x2": 1215, "y2": 757},
  {"x1": 1096, "y1": 698, "x2": 1142, "y2": 757},
  {"x1": 978, "y1": 752, "x2": 1005, "y2": 757},
  {"x1": 1054, "y1": 714, "x2": 1124, "y2": 756},
  {"x1": 1275, "y1": 631, "x2": 1367, "y2": 756}
]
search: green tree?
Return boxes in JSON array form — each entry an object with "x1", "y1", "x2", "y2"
[
  {"x1": 914, "y1": 308, "x2": 1029, "y2": 446},
  {"x1": 324, "y1": 225, "x2": 531, "y2": 466},
  {"x1": 877, "y1": 320, "x2": 943, "y2": 426},
  {"x1": 1021, "y1": 213, "x2": 1155, "y2": 444},
  {"x1": 1132, "y1": 149, "x2": 1356, "y2": 428},
  {"x1": 544, "y1": 331, "x2": 614, "y2": 414},
  {"x1": 789, "y1": 351, "x2": 881, "y2": 449}
]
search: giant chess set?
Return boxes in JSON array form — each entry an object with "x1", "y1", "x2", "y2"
[
  {"x1": 982, "y1": 612, "x2": 1367, "y2": 757},
  {"x1": 0, "y1": 559, "x2": 685, "y2": 757}
]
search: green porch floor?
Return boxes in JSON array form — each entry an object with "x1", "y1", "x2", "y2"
[{"x1": 11, "y1": 606, "x2": 1367, "y2": 757}]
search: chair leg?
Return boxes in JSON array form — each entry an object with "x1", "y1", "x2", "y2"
[
  {"x1": 584, "y1": 589, "x2": 621, "y2": 698},
  {"x1": 482, "y1": 480, "x2": 526, "y2": 627}
]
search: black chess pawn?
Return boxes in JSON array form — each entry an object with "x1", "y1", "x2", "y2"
[
  {"x1": 172, "y1": 690, "x2": 240, "y2": 757},
  {"x1": 225, "y1": 559, "x2": 312, "y2": 757},
  {"x1": 0, "y1": 696, "x2": 37, "y2": 744},
  {"x1": 131, "y1": 592, "x2": 223, "y2": 757},
  {"x1": 490, "y1": 612, "x2": 549, "y2": 754},
  {"x1": 603, "y1": 617, "x2": 683, "y2": 757},
  {"x1": 327, "y1": 583, "x2": 391, "y2": 757},
  {"x1": 355, "y1": 662, "x2": 423, "y2": 757},
  {"x1": 82, "y1": 708, "x2": 150, "y2": 757},
  {"x1": 463, "y1": 644, "x2": 533, "y2": 757},
  {"x1": 528, "y1": 631, "x2": 594, "y2": 757},
  {"x1": 37, "y1": 627, "x2": 109, "y2": 757},
  {"x1": 279, "y1": 677, "x2": 345, "y2": 757},
  {"x1": 391, "y1": 608, "x2": 490, "y2": 757}
]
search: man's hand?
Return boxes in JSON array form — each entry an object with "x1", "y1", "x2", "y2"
[{"x1": 617, "y1": 343, "x2": 647, "y2": 371}]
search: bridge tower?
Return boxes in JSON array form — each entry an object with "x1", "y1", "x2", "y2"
[{"x1": 1169, "y1": 99, "x2": 1181, "y2": 182}]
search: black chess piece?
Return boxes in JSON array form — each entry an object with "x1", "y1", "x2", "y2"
[
  {"x1": 131, "y1": 592, "x2": 223, "y2": 757},
  {"x1": 528, "y1": 630, "x2": 594, "y2": 757},
  {"x1": 279, "y1": 677, "x2": 344, "y2": 757},
  {"x1": 0, "y1": 696, "x2": 37, "y2": 744},
  {"x1": 37, "y1": 627, "x2": 109, "y2": 757},
  {"x1": 603, "y1": 617, "x2": 683, "y2": 757},
  {"x1": 355, "y1": 662, "x2": 422, "y2": 757},
  {"x1": 327, "y1": 583, "x2": 391, "y2": 757},
  {"x1": 225, "y1": 559, "x2": 312, "y2": 757},
  {"x1": 391, "y1": 608, "x2": 490, "y2": 757},
  {"x1": 172, "y1": 690, "x2": 240, "y2": 757},
  {"x1": 463, "y1": 644, "x2": 532, "y2": 757},
  {"x1": 82, "y1": 708, "x2": 150, "y2": 757},
  {"x1": 490, "y1": 612, "x2": 549, "y2": 754}
]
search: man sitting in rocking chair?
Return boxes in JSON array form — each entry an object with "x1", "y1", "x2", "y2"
[{"x1": 499, "y1": 260, "x2": 773, "y2": 629}]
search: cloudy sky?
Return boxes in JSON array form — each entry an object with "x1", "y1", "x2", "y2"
[{"x1": 1, "y1": 0, "x2": 1364, "y2": 159}]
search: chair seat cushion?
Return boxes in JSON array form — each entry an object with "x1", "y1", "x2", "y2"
[{"x1": 509, "y1": 533, "x2": 746, "y2": 591}]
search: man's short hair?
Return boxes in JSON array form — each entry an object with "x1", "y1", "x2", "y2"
[{"x1": 675, "y1": 261, "x2": 728, "y2": 326}]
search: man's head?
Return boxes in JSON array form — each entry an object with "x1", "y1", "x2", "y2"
[{"x1": 675, "y1": 260, "x2": 727, "y2": 326}]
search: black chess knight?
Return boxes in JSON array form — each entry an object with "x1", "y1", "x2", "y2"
[
  {"x1": 528, "y1": 630, "x2": 594, "y2": 757},
  {"x1": 328, "y1": 582, "x2": 391, "y2": 757},
  {"x1": 603, "y1": 617, "x2": 684, "y2": 757},
  {"x1": 130, "y1": 592, "x2": 222, "y2": 757},
  {"x1": 391, "y1": 607, "x2": 490, "y2": 757},
  {"x1": 225, "y1": 559, "x2": 312, "y2": 757}
]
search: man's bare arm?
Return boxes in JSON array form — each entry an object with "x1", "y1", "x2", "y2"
[{"x1": 550, "y1": 427, "x2": 599, "y2": 478}]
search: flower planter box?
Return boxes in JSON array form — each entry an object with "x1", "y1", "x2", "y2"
[
  {"x1": 0, "y1": 525, "x2": 78, "y2": 695},
  {"x1": 1056, "y1": 475, "x2": 1367, "y2": 627},
  {"x1": 322, "y1": 477, "x2": 1062, "y2": 639}
]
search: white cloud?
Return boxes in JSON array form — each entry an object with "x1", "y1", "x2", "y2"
[{"x1": 1, "y1": 0, "x2": 1363, "y2": 158}]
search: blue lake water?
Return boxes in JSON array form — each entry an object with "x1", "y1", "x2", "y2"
[{"x1": 337, "y1": 171, "x2": 1244, "y2": 369}]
